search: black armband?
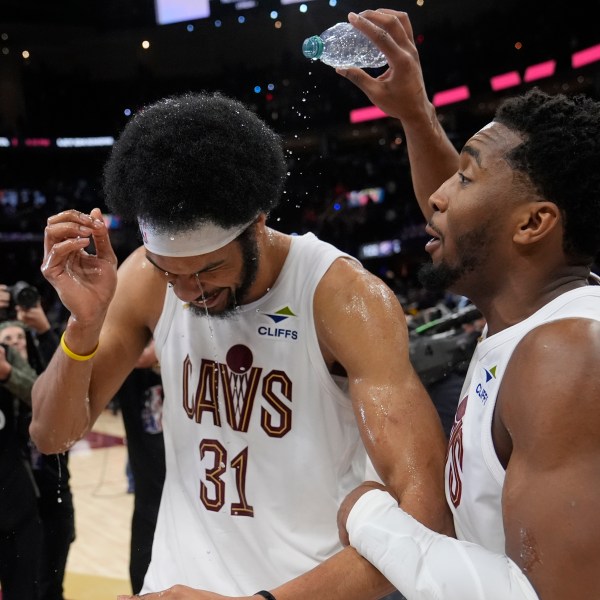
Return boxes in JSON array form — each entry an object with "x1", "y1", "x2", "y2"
[{"x1": 255, "y1": 591, "x2": 277, "y2": 600}]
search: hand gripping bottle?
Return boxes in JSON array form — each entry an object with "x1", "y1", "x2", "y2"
[{"x1": 302, "y1": 22, "x2": 387, "y2": 69}]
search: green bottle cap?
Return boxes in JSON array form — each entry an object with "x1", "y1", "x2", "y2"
[{"x1": 302, "y1": 35, "x2": 324, "y2": 60}]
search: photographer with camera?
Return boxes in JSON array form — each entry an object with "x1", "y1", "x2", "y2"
[
  {"x1": 1, "y1": 282, "x2": 53, "y2": 373},
  {"x1": 0, "y1": 322, "x2": 42, "y2": 600},
  {"x1": 0, "y1": 285, "x2": 75, "y2": 600}
]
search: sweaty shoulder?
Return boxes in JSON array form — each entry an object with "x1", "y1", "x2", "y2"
[
  {"x1": 110, "y1": 245, "x2": 169, "y2": 333},
  {"x1": 316, "y1": 256, "x2": 404, "y2": 318},
  {"x1": 314, "y1": 257, "x2": 409, "y2": 365},
  {"x1": 497, "y1": 317, "x2": 600, "y2": 454}
]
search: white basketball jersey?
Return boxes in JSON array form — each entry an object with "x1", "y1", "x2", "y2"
[
  {"x1": 144, "y1": 233, "x2": 369, "y2": 594},
  {"x1": 445, "y1": 286, "x2": 600, "y2": 552}
]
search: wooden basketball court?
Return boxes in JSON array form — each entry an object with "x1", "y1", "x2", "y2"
[{"x1": 63, "y1": 410, "x2": 134, "y2": 599}]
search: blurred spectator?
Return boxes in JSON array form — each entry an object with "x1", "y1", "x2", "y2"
[
  {"x1": 0, "y1": 322, "x2": 42, "y2": 600},
  {"x1": 407, "y1": 296, "x2": 484, "y2": 439},
  {"x1": 0, "y1": 297, "x2": 75, "y2": 600},
  {"x1": 113, "y1": 339, "x2": 165, "y2": 594}
]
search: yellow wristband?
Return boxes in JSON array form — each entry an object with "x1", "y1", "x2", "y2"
[{"x1": 60, "y1": 332, "x2": 99, "y2": 362}]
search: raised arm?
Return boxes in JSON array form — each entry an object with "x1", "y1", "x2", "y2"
[
  {"x1": 29, "y1": 209, "x2": 158, "y2": 454},
  {"x1": 337, "y1": 10, "x2": 459, "y2": 220}
]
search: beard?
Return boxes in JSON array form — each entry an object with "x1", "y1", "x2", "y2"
[
  {"x1": 189, "y1": 225, "x2": 260, "y2": 319},
  {"x1": 418, "y1": 227, "x2": 490, "y2": 294}
]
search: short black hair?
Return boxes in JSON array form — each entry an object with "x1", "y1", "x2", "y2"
[
  {"x1": 103, "y1": 91, "x2": 287, "y2": 232},
  {"x1": 494, "y1": 87, "x2": 600, "y2": 261}
]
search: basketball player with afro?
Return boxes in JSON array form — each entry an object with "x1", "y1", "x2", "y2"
[{"x1": 30, "y1": 91, "x2": 452, "y2": 598}]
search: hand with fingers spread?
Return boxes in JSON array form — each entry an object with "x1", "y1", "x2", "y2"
[
  {"x1": 42, "y1": 207, "x2": 118, "y2": 323},
  {"x1": 336, "y1": 9, "x2": 460, "y2": 216},
  {"x1": 336, "y1": 10, "x2": 429, "y2": 122}
]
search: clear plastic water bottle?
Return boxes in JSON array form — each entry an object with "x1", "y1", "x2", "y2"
[{"x1": 302, "y1": 22, "x2": 387, "y2": 69}]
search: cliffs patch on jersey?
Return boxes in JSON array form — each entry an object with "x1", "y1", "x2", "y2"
[{"x1": 258, "y1": 305, "x2": 298, "y2": 340}]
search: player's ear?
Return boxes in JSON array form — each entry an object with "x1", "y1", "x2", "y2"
[
  {"x1": 252, "y1": 213, "x2": 268, "y2": 237},
  {"x1": 513, "y1": 201, "x2": 561, "y2": 246}
]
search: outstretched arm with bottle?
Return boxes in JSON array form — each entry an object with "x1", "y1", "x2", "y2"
[{"x1": 337, "y1": 10, "x2": 459, "y2": 220}]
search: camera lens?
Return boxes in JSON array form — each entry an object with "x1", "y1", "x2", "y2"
[{"x1": 11, "y1": 281, "x2": 40, "y2": 310}]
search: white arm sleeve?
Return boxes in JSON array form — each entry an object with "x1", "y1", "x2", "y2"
[{"x1": 347, "y1": 490, "x2": 539, "y2": 600}]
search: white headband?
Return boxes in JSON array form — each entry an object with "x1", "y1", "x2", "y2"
[{"x1": 139, "y1": 217, "x2": 255, "y2": 257}]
